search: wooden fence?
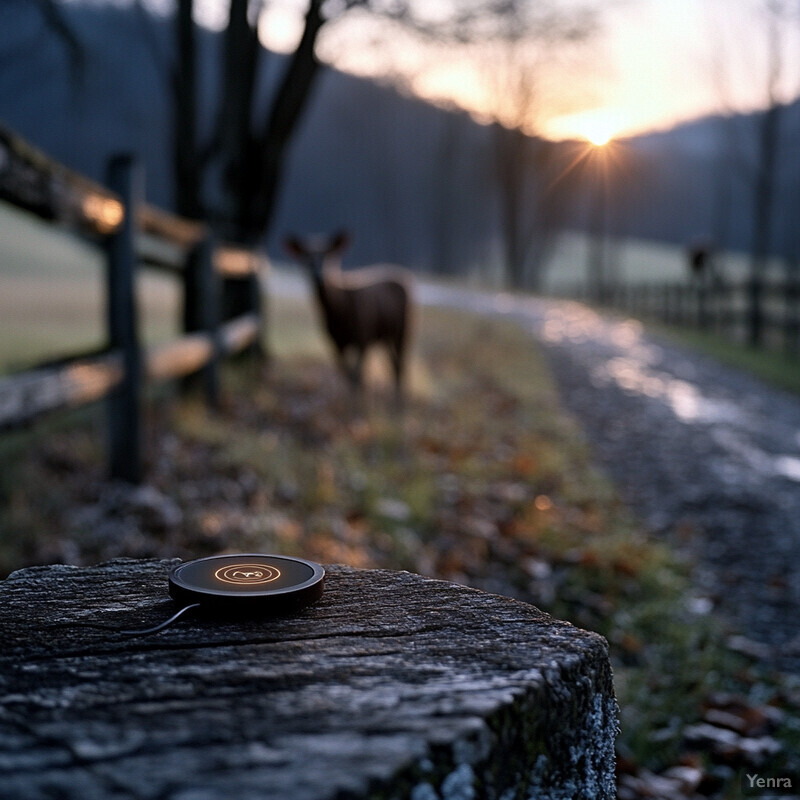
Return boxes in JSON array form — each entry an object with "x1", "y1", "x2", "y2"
[
  {"x1": 565, "y1": 274, "x2": 800, "y2": 357},
  {"x1": 0, "y1": 125, "x2": 267, "y2": 483}
]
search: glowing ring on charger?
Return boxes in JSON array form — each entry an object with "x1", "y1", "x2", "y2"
[{"x1": 214, "y1": 564, "x2": 282, "y2": 585}]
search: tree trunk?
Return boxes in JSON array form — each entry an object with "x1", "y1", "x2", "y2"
[
  {"x1": 243, "y1": 0, "x2": 326, "y2": 243},
  {"x1": 747, "y1": 6, "x2": 783, "y2": 349},
  {"x1": 217, "y1": 0, "x2": 261, "y2": 237},
  {"x1": 748, "y1": 102, "x2": 781, "y2": 347},
  {"x1": 494, "y1": 124, "x2": 528, "y2": 289},
  {"x1": 174, "y1": 0, "x2": 202, "y2": 220}
]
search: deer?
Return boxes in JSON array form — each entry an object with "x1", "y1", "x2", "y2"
[{"x1": 284, "y1": 231, "x2": 413, "y2": 401}]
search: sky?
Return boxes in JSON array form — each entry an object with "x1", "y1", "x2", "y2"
[
  {"x1": 256, "y1": 0, "x2": 800, "y2": 142},
  {"x1": 567, "y1": 0, "x2": 800, "y2": 142},
  {"x1": 132, "y1": 0, "x2": 800, "y2": 143}
]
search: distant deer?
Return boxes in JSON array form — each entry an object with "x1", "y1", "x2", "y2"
[
  {"x1": 687, "y1": 237, "x2": 721, "y2": 330},
  {"x1": 284, "y1": 231, "x2": 413, "y2": 400},
  {"x1": 687, "y1": 237, "x2": 718, "y2": 285}
]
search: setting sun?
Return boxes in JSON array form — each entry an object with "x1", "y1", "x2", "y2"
[
  {"x1": 543, "y1": 107, "x2": 629, "y2": 144},
  {"x1": 585, "y1": 129, "x2": 613, "y2": 147}
]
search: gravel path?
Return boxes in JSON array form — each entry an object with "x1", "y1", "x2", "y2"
[
  {"x1": 418, "y1": 282, "x2": 800, "y2": 673},
  {"x1": 271, "y1": 270, "x2": 800, "y2": 672}
]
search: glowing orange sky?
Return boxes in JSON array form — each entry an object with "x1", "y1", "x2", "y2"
[{"x1": 205, "y1": 0, "x2": 800, "y2": 143}]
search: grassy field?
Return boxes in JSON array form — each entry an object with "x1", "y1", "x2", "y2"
[
  {"x1": 5, "y1": 195, "x2": 792, "y2": 395},
  {"x1": 2, "y1": 285, "x2": 798, "y2": 795},
  {"x1": 2, "y1": 203, "x2": 799, "y2": 794},
  {"x1": 0, "y1": 203, "x2": 181, "y2": 373},
  {"x1": 645, "y1": 321, "x2": 800, "y2": 396},
  {"x1": 537, "y1": 231, "x2": 760, "y2": 295},
  {"x1": 539, "y1": 228, "x2": 800, "y2": 396}
]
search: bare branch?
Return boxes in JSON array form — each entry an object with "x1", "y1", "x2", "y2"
[{"x1": 35, "y1": 0, "x2": 85, "y2": 85}]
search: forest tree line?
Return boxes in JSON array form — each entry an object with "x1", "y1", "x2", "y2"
[{"x1": 2, "y1": 2, "x2": 800, "y2": 292}]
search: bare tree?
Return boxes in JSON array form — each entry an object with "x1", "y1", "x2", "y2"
[
  {"x1": 485, "y1": 1, "x2": 600, "y2": 290},
  {"x1": 430, "y1": 111, "x2": 467, "y2": 276},
  {"x1": 747, "y1": 0, "x2": 786, "y2": 346},
  {"x1": 708, "y1": 0, "x2": 796, "y2": 346},
  {"x1": 173, "y1": 0, "x2": 565, "y2": 246},
  {"x1": 40, "y1": 0, "x2": 600, "y2": 281},
  {"x1": 172, "y1": 0, "x2": 328, "y2": 245}
]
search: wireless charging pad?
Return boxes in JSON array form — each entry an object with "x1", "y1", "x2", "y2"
[{"x1": 169, "y1": 554, "x2": 325, "y2": 616}]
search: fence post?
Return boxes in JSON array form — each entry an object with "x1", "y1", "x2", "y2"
[
  {"x1": 697, "y1": 282, "x2": 709, "y2": 330},
  {"x1": 785, "y1": 262, "x2": 799, "y2": 358},
  {"x1": 221, "y1": 271, "x2": 263, "y2": 359},
  {"x1": 747, "y1": 275, "x2": 764, "y2": 348},
  {"x1": 105, "y1": 154, "x2": 143, "y2": 484},
  {"x1": 718, "y1": 281, "x2": 730, "y2": 336},
  {"x1": 183, "y1": 233, "x2": 220, "y2": 408}
]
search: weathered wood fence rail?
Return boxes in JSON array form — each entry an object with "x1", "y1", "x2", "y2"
[
  {"x1": 0, "y1": 125, "x2": 266, "y2": 482},
  {"x1": 567, "y1": 275, "x2": 800, "y2": 356}
]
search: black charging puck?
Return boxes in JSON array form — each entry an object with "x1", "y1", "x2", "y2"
[{"x1": 169, "y1": 554, "x2": 325, "y2": 616}]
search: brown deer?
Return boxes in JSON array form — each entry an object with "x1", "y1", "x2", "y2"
[{"x1": 284, "y1": 231, "x2": 413, "y2": 399}]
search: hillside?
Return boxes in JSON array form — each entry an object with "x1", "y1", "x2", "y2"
[
  {"x1": 2, "y1": 2, "x2": 799, "y2": 273},
  {"x1": 618, "y1": 102, "x2": 800, "y2": 257},
  {"x1": 0, "y1": 2, "x2": 493, "y2": 271}
]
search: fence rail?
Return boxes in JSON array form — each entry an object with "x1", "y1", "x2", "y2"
[
  {"x1": 0, "y1": 353, "x2": 124, "y2": 431},
  {"x1": 566, "y1": 275, "x2": 800, "y2": 357},
  {"x1": 0, "y1": 124, "x2": 266, "y2": 483}
]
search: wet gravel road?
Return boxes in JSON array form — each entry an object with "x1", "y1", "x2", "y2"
[
  {"x1": 271, "y1": 269, "x2": 800, "y2": 672},
  {"x1": 418, "y1": 282, "x2": 800, "y2": 673}
]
